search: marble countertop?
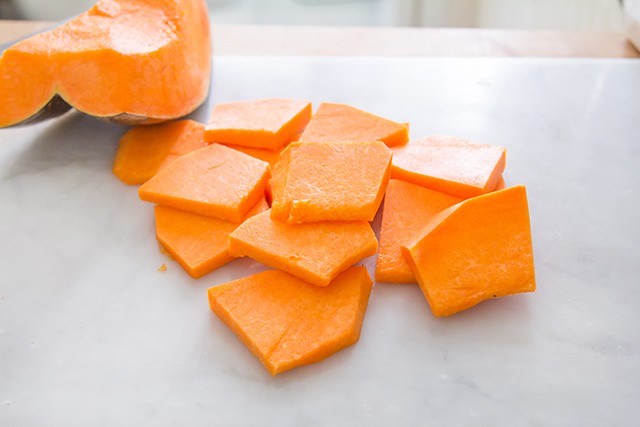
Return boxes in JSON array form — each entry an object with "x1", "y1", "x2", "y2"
[{"x1": 1, "y1": 57, "x2": 639, "y2": 426}]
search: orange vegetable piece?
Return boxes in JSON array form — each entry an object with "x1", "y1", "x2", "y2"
[
  {"x1": 229, "y1": 210, "x2": 378, "y2": 286},
  {"x1": 270, "y1": 141, "x2": 393, "y2": 223},
  {"x1": 155, "y1": 197, "x2": 268, "y2": 278},
  {"x1": 208, "y1": 266, "x2": 373, "y2": 375},
  {"x1": 205, "y1": 99, "x2": 312, "y2": 150},
  {"x1": 227, "y1": 145, "x2": 283, "y2": 204},
  {"x1": 190, "y1": 145, "x2": 283, "y2": 206},
  {"x1": 495, "y1": 176, "x2": 506, "y2": 190},
  {"x1": 297, "y1": 102, "x2": 408, "y2": 147},
  {"x1": 268, "y1": 145, "x2": 292, "y2": 212},
  {"x1": 392, "y1": 136, "x2": 506, "y2": 199},
  {"x1": 227, "y1": 145, "x2": 283, "y2": 167},
  {"x1": 402, "y1": 186, "x2": 536, "y2": 317},
  {"x1": 0, "y1": 0, "x2": 211, "y2": 127},
  {"x1": 376, "y1": 179, "x2": 462, "y2": 283},
  {"x1": 113, "y1": 120, "x2": 206, "y2": 185},
  {"x1": 138, "y1": 143, "x2": 270, "y2": 222}
]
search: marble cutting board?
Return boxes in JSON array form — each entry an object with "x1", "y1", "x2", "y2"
[{"x1": 1, "y1": 57, "x2": 639, "y2": 427}]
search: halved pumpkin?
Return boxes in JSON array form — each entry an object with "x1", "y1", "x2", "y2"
[{"x1": 0, "y1": 0, "x2": 211, "y2": 128}]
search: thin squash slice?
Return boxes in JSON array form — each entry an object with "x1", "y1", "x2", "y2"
[
  {"x1": 113, "y1": 120, "x2": 206, "y2": 185},
  {"x1": 229, "y1": 210, "x2": 378, "y2": 287},
  {"x1": 402, "y1": 186, "x2": 536, "y2": 317},
  {"x1": 227, "y1": 145, "x2": 283, "y2": 167},
  {"x1": 392, "y1": 136, "x2": 506, "y2": 199},
  {"x1": 139, "y1": 143, "x2": 270, "y2": 222},
  {"x1": 0, "y1": 0, "x2": 211, "y2": 127},
  {"x1": 155, "y1": 197, "x2": 268, "y2": 278},
  {"x1": 205, "y1": 99, "x2": 312, "y2": 150},
  {"x1": 208, "y1": 266, "x2": 373, "y2": 375},
  {"x1": 376, "y1": 179, "x2": 462, "y2": 283},
  {"x1": 297, "y1": 102, "x2": 408, "y2": 147},
  {"x1": 268, "y1": 145, "x2": 292, "y2": 213},
  {"x1": 270, "y1": 141, "x2": 392, "y2": 223}
]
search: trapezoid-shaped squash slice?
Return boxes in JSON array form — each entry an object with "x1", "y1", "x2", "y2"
[
  {"x1": 376, "y1": 179, "x2": 462, "y2": 284},
  {"x1": 208, "y1": 266, "x2": 373, "y2": 375},
  {"x1": 402, "y1": 186, "x2": 536, "y2": 317},
  {"x1": 0, "y1": 0, "x2": 211, "y2": 128},
  {"x1": 297, "y1": 102, "x2": 408, "y2": 147},
  {"x1": 391, "y1": 135, "x2": 506, "y2": 199}
]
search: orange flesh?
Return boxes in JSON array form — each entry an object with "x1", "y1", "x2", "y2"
[
  {"x1": 495, "y1": 176, "x2": 506, "y2": 190},
  {"x1": 402, "y1": 186, "x2": 536, "y2": 317},
  {"x1": 112, "y1": 120, "x2": 206, "y2": 185},
  {"x1": 229, "y1": 210, "x2": 378, "y2": 287},
  {"x1": 376, "y1": 179, "x2": 462, "y2": 283},
  {"x1": 205, "y1": 99, "x2": 312, "y2": 150},
  {"x1": 270, "y1": 141, "x2": 392, "y2": 223},
  {"x1": 298, "y1": 102, "x2": 408, "y2": 147},
  {"x1": 268, "y1": 145, "x2": 292, "y2": 216},
  {"x1": 208, "y1": 266, "x2": 373, "y2": 375},
  {"x1": 155, "y1": 197, "x2": 268, "y2": 278},
  {"x1": 392, "y1": 136, "x2": 506, "y2": 199},
  {"x1": 228, "y1": 145, "x2": 283, "y2": 204},
  {"x1": 227, "y1": 145, "x2": 283, "y2": 167},
  {"x1": 138, "y1": 143, "x2": 270, "y2": 222},
  {"x1": 0, "y1": 0, "x2": 211, "y2": 127}
]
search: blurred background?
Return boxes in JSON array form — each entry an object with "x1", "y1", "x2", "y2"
[{"x1": 0, "y1": 0, "x2": 626, "y2": 31}]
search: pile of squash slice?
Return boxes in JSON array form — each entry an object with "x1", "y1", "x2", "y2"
[{"x1": 0, "y1": 0, "x2": 535, "y2": 376}]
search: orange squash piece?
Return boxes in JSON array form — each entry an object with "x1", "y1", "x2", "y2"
[
  {"x1": 268, "y1": 145, "x2": 292, "y2": 212},
  {"x1": 217, "y1": 144, "x2": 283, "y2": 205},
  {"x1": 297, "y1": 102, "x2": 408, "y2": 147},
  {"x1": 229, "y1": 210, "x2": 378, "y2": 286},
  {"x1": 0, "y1": 0, "x2": 211, "y2": 128},
  {"x1": 392, "y1": 136, "x2": 506, "y2": 199},
  {"x1": 402, "y1": 186, "x2": 536, "y2": 317},
  {"x1": 205, "y1": 99, "x2": 312, "y2": 150},
  {"x1": 270, "y1": 141, "x2": 392, "y2": 223},
  {"x1": 376, "y1": 179, "x2": 462, "y2": 283},
  {"x1": 495, "y1": 176, "x2": 506, "y2": 190},
  {"x1": 113, "y1": 120, "x2": 206, "y2": 185},
  {"x1": 155, "y1": 197, "x2": 268, "y2": 278},
  {"x1": 208, "y1": 266, "x2": 373, "y2": 375},
  {"x1": 138, "y1": 144, "x2": 270, "y2": 222},
  {"x1": 227, "y1": 145, "x2": 283, "y2": 167}
]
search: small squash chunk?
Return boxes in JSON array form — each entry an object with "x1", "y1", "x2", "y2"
[
  {"x1": 155, "y1": 197, "x2": 268, "y2": 278},
  {"x1": 208, "y1": 266, "x2": 373, "y2": 375},
  {"x1": 229, "y1": 210, "x2": 378, "y2": 287},
  {"x1": 402, "y1": 186, "x2": 536, "y2": 317},
  {"x1": 205, "y1": 99, "x2": 312, "y2": 150},
  {"x1": 376, "y1": 180, "x2": 462, "y2": 283},
  {"x1": 270, "y1": 141, "x2": 392, "y2": 223},
  {"x1": 392, "y1": 136, "x2": 506, "y2": 199},
  {"x1": 268, "y1": 145, "x2": 292, "y2": 212},
  {"x1": 495, "y1": 176, "x2": 506, "y2": 190},
  {"x1": 113, "y1": 120, "x2": 206, "y2": 185},
  {"x1": 297, "y1": 102, "x2": 408, "y2": 147},
  {"x1": 227, "y1": 145, "x2": 283, "y2": 167},
  {"x1": 0, "y1": 0, "x2": 211, "y2": 127},
  {"x1": 138, "y1": 144, "x2": 270, "y2": 222}
]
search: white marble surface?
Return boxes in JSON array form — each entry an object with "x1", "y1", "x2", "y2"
[{"x1": 1, "y1": 57, "x2": 639, "y2": 427}]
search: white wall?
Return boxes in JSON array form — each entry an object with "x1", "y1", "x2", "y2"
[
  {"x1": 417, "y1": 0, "x2": 624, "y2": 30},
  {"x1": 209, "y1": 0, "x2": 624, "y2": 30},
  {"x1": 13, "y1": 0, "x2": 94, "y2": 20},
  {"x1": 207, "y1": 0, "x2": 412, "y2": 27},
  {"x1": 10, "y1": 0, "x2": 625, "y2": 31}
]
